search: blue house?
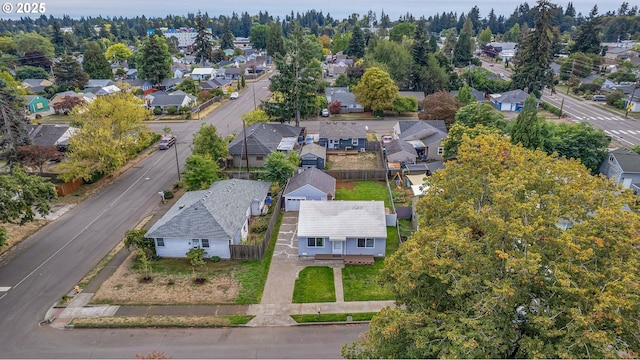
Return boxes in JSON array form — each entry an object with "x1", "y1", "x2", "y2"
[
  {"x1": 318, "y1": 121, "x2": 367, "y2": 150},
  {"x1": 489, "y1": 89, "x2": 532, "y2": 112},
  {"x1": 283, "y1": 167, "x2": 335, "y2": 211},
  {"x1": 297, "y1": 201, "x2": 387, "y2": 258},
  {"x1": 300, "y1": 143, "x2": 326, "y2": 169}
]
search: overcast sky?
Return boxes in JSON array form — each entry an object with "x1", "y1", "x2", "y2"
[{"x1": 1, "y1": 0, "x2": 625, "y2": 21}]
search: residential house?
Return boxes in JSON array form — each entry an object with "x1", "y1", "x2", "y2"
[
  {"x1": 393, "y1": 120, "x2": 448, "y2": 161},
  {"x1": 84, "y1": 79, "x2": 116, "y2": 89},
  {"x1": 297, "y1": 201, "x2": 387, "y2": 257},
  {"x1": 125, "y1": 68, "x2": 138, "y2": 80},
  {"x1": 283, "y1": 167, "x2": 336, "y2": 211},
  {"x1": 604, "y1": 47, "x2": 639, "y2": 64},
  {"x1": 49, "y1": 91, "x2": 95, "y2": 114},
  {"x1": 385, "y1": 139, "x2": 418, "y2": 164},
  {"x1": 224, "y1": 68, "x2": 244, "y2": 80},
  {"x1": 122, "y1": 79, "x2": 154, "y2": 92},
  {"x1": 84, "y1": 84, "x2": 121, "y2": 96},
  {"x1": 21, "y1": 79, "x2": 53, "y2": 93},
  {"x1": 148, "y1": 92, "x2": 194, "y2": 111},
  {"x1": 227, "y1": 123, "x2": 303, "y2": 168},
  {"x1": 325, "y1": 87, "x2": 364, "y2": 113},
  {"x1": 190, "y1": 67, "x2": 216, "y2": 81},
  {"x1": 199, "y1": 78, "x2": 232, "y2": 92},
  {"x1": 25, "y1": 95, "x2": 50, "y2": 114},
  {"x1": 171, "y1": 63, "x2": 188, "y2": 79},
  {"x1": 234, "y1": 55, "x2": 247, "y2": 64},
  {"x1": 145, "y1": 179, "x2": 271, "y2": 259},
  {"x1": 300, "y1": 143, "x2": 327, "y2": 169},
  {"x1": 489, "y1": 89, "x2": 532, "y2": 112},
  {"x1": 29, "y1": 124, "x2": 77, "y2": 151},
  {"x1": 159, "y1": 78, "x2": 183, "y2": 92},
  {"x1": 449, "y1": 87, "x2": 485, "y2": 103},
  {"x1": 599, "y1": 148, "x2": 640, "y2": 192},
  {"x1": 318, "y1": 121, "x2": 367, "y2": 150}
]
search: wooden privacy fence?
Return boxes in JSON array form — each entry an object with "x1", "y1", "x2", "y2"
[
  {"x1": 322, "y1": 169, "x2": 387, "y2": 180},
  {"x1": 230, "y1": 195, "x2": 282, "y2": 260},
  {"x1": 55, "y1": 178, "x2": 83, "y2": 197}
]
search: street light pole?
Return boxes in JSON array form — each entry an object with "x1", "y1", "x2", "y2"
[
  {"x1": 174, "y1": 136, "x2": 181, "y2": 182},
  {"x1": 626, "y1": 83, "x2": 638, "y2": 118}
]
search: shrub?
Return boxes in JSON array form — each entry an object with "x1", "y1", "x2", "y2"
[
  {"x1": 153, "y1": 107, "x2": 162, "y2": 115},
  {"x1": 606, "y1": 91, "x2": 626, "y2": 106},
  {"x1": 251, "y1": 216, "x2": 269, "y2": 233},
  {"x1": 163, "y1": 190, "x2": 174, "y2": 199},
  {"x1": 575, "y1": 83, "x2": 601, "y2": 95},
  {"x1": 210, "y1": 256, "x2": 220, "y2": 263},
  {"x1": 541, "y1": 101, "x2": 563, "y2": 117},
  {"x1": 166, "y1": 106, "x2": 178, "y2": 115}
]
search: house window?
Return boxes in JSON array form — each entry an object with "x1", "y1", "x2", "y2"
[
  {"x1": 437, "y1": 147, "x2": 444, "y2": 155},
  {"x1": 352, "y1": 138, "x2": 359, "y2": 146},
  {"x1": 307, "y1": 237, "x2": 324, "y2": 247},
  {"x1": 157, "y1": 238, "x2": 164, "y2": 247},
  {"x1": 357, "y1": 238, "x2": 375, "y2": 248},
  {"x1": 241, "y1": 155, "x2": 247, "y2": 160},
  {"x1": 256, "y1": 156, "x2": 263, "y2": 160},
  {"x1": 191, "y1": 239, "x2": 200, "y2": 248},
  {"x1": 201, "y1": 239, "x2": 210, "y2": 248},
  {"x1": 609, "y1": 155, "x2": 614, "y2": 163}
]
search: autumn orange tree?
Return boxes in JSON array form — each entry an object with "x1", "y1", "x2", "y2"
[
  {"x1": 343, "y1": 134, "x2": 640, "y2": 359},
  {"x1": 418, "y1": 91, "x2": 462, "y2": 129}
]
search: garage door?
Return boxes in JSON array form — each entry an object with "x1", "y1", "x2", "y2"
[{"x1": 285, "y1": 197, "x2": 305, "y2": 211}]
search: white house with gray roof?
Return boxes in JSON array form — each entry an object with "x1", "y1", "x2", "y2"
[
  {"x1": 599, "y1": 148, "x2": 640, "y2": 192},
  {"x1": 297, "y1": 201, "x2": 387, "y2": 257},
  {"x1": 393, "y1": 120, "x2": 448, "y2": 161},
  {"x1": 145, "y1": 179, "x2": 271, "y2": 259},
  {"x1": 283, "y1": 168, "x2": 336, "y2": 211}
]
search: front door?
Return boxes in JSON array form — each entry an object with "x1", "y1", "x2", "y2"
[{"x1": 332, "y1": 240, "x2": 343, "y2": 255}]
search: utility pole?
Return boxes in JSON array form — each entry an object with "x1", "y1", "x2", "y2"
[
  {"x1": 242, "y1": 118, "x2": 250, "y2": 172},
  {"x1": 174, "y1": 136, "x2": 181, "y2": 182},
  {"x1": 567, "y1": 60, "x2": 575, "y2": 95},
  {"x1": 625, "y1": 83, "x2": 638, "y2": 118},
  {"x1": 558, "y1": 97, "x2": 564, "y2": 119}
]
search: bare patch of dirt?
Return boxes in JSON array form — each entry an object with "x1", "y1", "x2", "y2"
[
  {"x1": 91, "y1": 252, "x2": 240, "y2": 305},
  {"x1": 336, "y1": 180, "x2": 355, "y2": 190},
  {"x1": 327, "y1": 152, "x2": 379, "y2": 170}
]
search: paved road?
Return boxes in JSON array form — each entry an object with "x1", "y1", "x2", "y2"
[{"x1": 0, "y1": 74, "x2": 369, "y2": 358}]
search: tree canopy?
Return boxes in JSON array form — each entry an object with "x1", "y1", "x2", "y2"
[
  {"x1": 182, "y1": 154, "x2": 222, "y2": 191},
  {"x1": 136, "y1": 34, "x2": 171, "y2": 85},
  {"x1": 190, "y1": 123, "x2": 229, "y2": 161},
  {"x1": 344, "y1": 133, "x2": 640, "y2": 359},
  {"x1": 418, "y1": 91, "x2": 462, "y2": 128},
  {"x1": 82, "y1": 42, "x2": 112, "y2": 79},
  {"x1": 262, "y1": 151, "x2": 298, "y2": 186},
  {"x1": 352, "y1": 67, "x2": 398, "y2": 112},
  {"x1": 105, "y1": 43, "x2": 133, "y2": 63},
  {"x1": 53, "y1": 55, "x2": 89, "y2": 90},
  {"x1": 510, "y1": 93, "x2": 544, "y2": 150}
]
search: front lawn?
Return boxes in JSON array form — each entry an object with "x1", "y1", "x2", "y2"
[
  {"x1": 291, "y1": 312, "x2": 377, "y2": 323},
  {"x1": 292, "y1": 266, "x2": 336, "y2": 303},
  {"x1": 335, "y1": 180, "x2": 390, "y2": 207}
]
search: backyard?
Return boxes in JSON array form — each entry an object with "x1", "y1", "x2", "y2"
[{"x1": 326, "y1": 151, "x2": 381, "y2": 170}]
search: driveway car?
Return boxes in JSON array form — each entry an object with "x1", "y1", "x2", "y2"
[
  {"x1": 158, "y1": 136, "x2": 176, "y2": 150},
  {"x1": 381, "y1": 135, "x2": 393, "y2": 144},
  {"x1": 230, "y1": 92, "x2": 239, "y2": 100},
  {"x1": 592, "y1": 95, "x2": 606, "y2": 102},
  {"x1": 321, "y1": 108, "x2": 330, "y2": 117}
]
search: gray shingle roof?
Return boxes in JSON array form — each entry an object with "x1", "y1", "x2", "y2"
[
  {"x1": 611, "y1": 148, "x2": 640, "y2": 173},
  {"x1": 228, "y1": 123, "x2": 302, "y2": 156},
  {"x1": 319, "y1": 121, "x2": 367, "y2": 139},
  {"x1": 145, "y1": 179, "x2": 271, "y2": 239},
  {"x1": 298, "y1": 201, "x2": 386, "y2": 239},
  {"x1": 386, "y1": 139, "x2": 418, "y2": 156},
  {"x1": 397, "y1": 120, "x2": 447, "y2": 145},
  {"x1": 29, "y1": 124, "x2": 70, "y2": 147},
  {"x1": 492, "y1": 89, "x2": 530, "y2": 104},
  {"x1": 150, "y1": 94, "x2": 188, "y2": 107},
  {"x1": 301, "y1": 143, "x2": 326, "y2": 159},
  {"x1": 284, "y1": 168, "x2": 336, "y2": 197},
  {"x1": 84, "y1": 79, "x2": 115, "y2": 88}
]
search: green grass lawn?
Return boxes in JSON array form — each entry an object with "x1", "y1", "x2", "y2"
[
  {"x1": 292, "y1": 266, "x2": 336, "y2": 303},
  {"x1": 342, "y1": 227, "x2": 398, "y2": 302},
  {"x1": 335, "y1": 180, "x2": 391, "y2": 207},
  {"x1": 291, "y1": 312, "x2": 378, "y2": 323}
]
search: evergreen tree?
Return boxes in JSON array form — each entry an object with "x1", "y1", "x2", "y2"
[
  {"x1": 53, "y1": 55, "x2": 89, "y2": 90},
  {"x1": 193, "y1": 11, "x2": 213, "y2": 65},
  {"x1": 266, "y1": 23, "x2": 321, "y2": 126},
  {"x1": 456, "y1": 84, "x2": 474, "y2": 105},
  {"x1": 136, "y1": 34, "x2": 171, "y2": 85},
  {"x1": 570, "y1": 5, "x2": 602, "y2": 54},
  {"x1": 510, "y1": 93, "x2": 543, "y2": 150},
  {"x1": 50, "y1": 21, "x2": 66, "y2": 55},
  {"x1": 453, "y1": 31, "x2": 472, "y2": 67},
  {"x1": 266, "y1": 22, "x2": 285, "y2": 58},
  {"x1": 82, "y1": 42, "x2": 112, "y2": 79},
  {"x1": 0, "y1": 83, "x2": 31, "y2": 163},
  {"x1": 511, "y1": 0, "x2": 557, "y2": 98},
  {"x1": 220, "y1": 18, "x2": 234, "y2": 50},
  {"x1": 346, "y1": 26, "x2": 365, "y2": 58}
]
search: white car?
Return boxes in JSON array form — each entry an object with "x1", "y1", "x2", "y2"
[
  {"x1": 230, "y1": 92, "x2": 239, "y2": 100},
  {"x1": 321, "y1": 108, "x2": 330, "y2": 117}
]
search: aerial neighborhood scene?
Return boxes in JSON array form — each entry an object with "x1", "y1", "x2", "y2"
[{"x1": 2, "y1": 0, "x2": 640, "y2": 358}]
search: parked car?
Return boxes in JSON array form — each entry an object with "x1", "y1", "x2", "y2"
[
  {"x1": 230, "y1": 92, "x2": 239, "y2": 100},
  {"x1": 381, "y1": 135, "x2": 393, "y2": 144},
  {"x1": 158, "y1": 136, "x2": 176, "y2": 150},
  {"x1": 321, "y1": 108, "x2": 330, "y2": 117},
  {"x1": 592, "y1": 95, "x2": 606, "y2": 102}
]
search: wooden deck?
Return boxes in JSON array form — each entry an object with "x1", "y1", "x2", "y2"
[{"x1": 314, "y1": 254, "x2": 375, "y2": 265}]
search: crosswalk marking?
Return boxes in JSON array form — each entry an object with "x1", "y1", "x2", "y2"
[
  {"x1": 610, "y1": 130, "x2": 620, "y2": 134},
  {"x1": 0, "y1": 287, "x2": 11, "y2": 292},
  {"x1": 618, "y1": 130, "x2": 630, "y2": 135}
]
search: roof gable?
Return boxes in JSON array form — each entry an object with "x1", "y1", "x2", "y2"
[
  {"x1": 228, "y1": 123, "x2": 302, "y2": 156},
  {"x1": 298, "y1": 201, "x2": 386, "y2": 239},
  {"x1": 319, "y1": 121, "x2": 367, "y2": 139},
  {"x1": 284, "y1": 168, "x2": 336, "y2": 197},
  {"x1": 611, "y1": 148, "x2": 640, "y2": 173}
]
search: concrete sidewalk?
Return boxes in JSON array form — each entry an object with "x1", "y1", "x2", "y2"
[{"x1": 46, "y1": 211, "x2": 396, "y2": 328}]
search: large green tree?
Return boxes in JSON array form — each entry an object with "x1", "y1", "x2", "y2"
[
  {"x1": 510, "y1": 93, "x2": 544, "y2": 150},
  {"x1": 389, "y1": 22, "x2": 416, "y2": 43},
  {"x1": 352, "y1": 67, "x2": 398, "y2": 112},
  {"x1": 14, "y1": 33, "x2": 55, "y2": 59},
  {"x1": 542, "y1": 121, "x2": 610, "y2": 173},
  {"x1": 136, "y1": 34, "x2": 171, "y2": 85},
  {"x1": 266, "y1": 23, "x2": 322, "y2": 126},
  {"x1": 250, "y1": 24, "x2": 270, "y2": 50},
  {"x1": 193, "y1": 11, "x2": 214, "y2": 65},
  {"x1": 53, "y1": 55, "x2": 89, "y2": 90},
  {"x1": 511, "y1": 0, "x2": 557, "y2": 97},
  {"x1": 367, "y1": 40, "x2": 413, "y2": 87},
  {"x1": 14, "y1": 65, "x2": 49, "y2": 81},
  {"x1": 0, "y1": 167, "x2": 56, "y2": 247},
  {"x1": 60, "y1": 92, "x2": 152, "y2": 181},
  {"x1": 82, "y1": 42, "x2": 112, "y2": 79},
  {"x1": 266, "y1": 22, "x2": 285, "y2": 58},
  {"x1": 454, "y1": 102, "x2": 507, "y2": 129},
  {"x1": 0, "y1": 84, "x2": 31, "y2": 163},
  {"x1": 346, "y1": 26, "x2": 365, "y2": 58},
  {"x1": 191, "y1": 124, "x2": 229, "y2": 161},
  {"x1": 262, "y1": 151, "x2": 297, "y2": 186},
  {"x1": 182, "y1": 154, "x2": 222, "y2": 191},
  {"x1": 105, "y1": 43, "x2": 133, "y2": 64},
  {"x1": 220, "y1": 18, "x2": 235, "y2": 50},
  {"x1": 570, "y1": 5, "x2": 602, "y2": 55},
  {"x1": 343, "y1": 133, "x2": 640, "y2": 359}
]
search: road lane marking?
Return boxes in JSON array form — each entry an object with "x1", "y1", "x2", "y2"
[
  {"x1": 0, "y1": 287, "x2": 10, "y2": 291},
  {"x1": 618, "y1": 130, "x2": 629, "y2": 135},
  {"x1": 610, "y1": 130, "x2": 620, "y2": 134}
]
